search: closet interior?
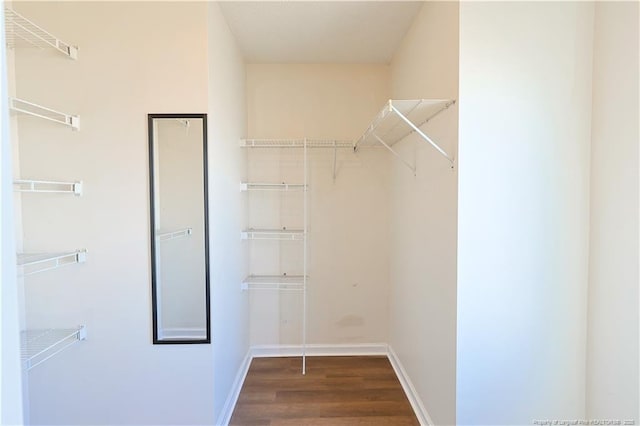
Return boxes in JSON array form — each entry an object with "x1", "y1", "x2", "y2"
[
  {"x1": 4, "y1": 1, "x2": 637, "y2": 425},
  {"x1": 5, "y1": 2, "x2": 459, "y2": 425}
]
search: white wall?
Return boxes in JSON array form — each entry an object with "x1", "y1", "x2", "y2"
[
  {"x1": 388, "y1": 2, "x2": 459, "y2": 424},
  {"x1": 587, "y1": 1, "x2": 639, "y2": 420},
  {"x1": 13, "y1": 2, "x2": 214, "y2": 424},
  {"x1": 207, "y1": 2, "x2": 250, "y2": 423},
  {"x1": 457, "y1": 2, "x2": 594, "y2": 423},
  {"x1": 245, "y1": 64, "x2": 391, "y2": 347}
]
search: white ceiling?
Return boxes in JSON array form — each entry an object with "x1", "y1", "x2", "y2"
[{"x1": 218, "y1": 1, "x2": 424, "y2": 64}]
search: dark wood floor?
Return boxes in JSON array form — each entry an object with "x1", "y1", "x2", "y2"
[{"x1": 229, "y1": 356, "x2": 419, "y2": 425}]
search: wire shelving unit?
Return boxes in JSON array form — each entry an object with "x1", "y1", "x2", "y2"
[
  {"x1": 17, "y1": 250, "x2": 88, "y2": 276},
  {"x1": 241, "y1": 138, "x2": 310, "y2": 374},
  {"x1": 240, "y1": 182, "x2": 306, "y2": 192},
  {"x1": 354, "y1": 99, "x2": 456, "y2": 173},
  {"x1": 241, "y1": 275, "x2": 306, "y2": 291},
  {"x1": 240, "y1": 138, "x2": 352, "y2": 149},
  {"x1": 10, "y1": 7, "x2": 87, "y2": 373},
  {"x1": 21, "y1": 326, "x2": 86, "y2": 370},
  {"x1": 241, "y1": 229, "x2": 305, "y2": 241},
  {"x1": 14, "y1": 179, "x2": 82, "y2": 195},
  {"x1": 9, "y1": 97, "x2": 80, "y2": 130},
  {"x1": 4, "y1": 7, "x2": 78, "y2": 59}
]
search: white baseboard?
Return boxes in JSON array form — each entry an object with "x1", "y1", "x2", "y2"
[
  {"x1": 251, "y1": 343, "x2": 389, "y2": 357},
  {"x1": 387, "y1": 345, "x2": 434, "y2": 426},
  {"x1": 215, "y1": 349, "x2": 252, "y2": 426}
]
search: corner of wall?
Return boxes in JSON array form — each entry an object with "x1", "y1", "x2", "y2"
[
  {"x1": 387, "y1": 1, "x2": 459, "y2": 425},
  {"x1": 207, "y1": 2, "x2": 250, "y2": 421}
]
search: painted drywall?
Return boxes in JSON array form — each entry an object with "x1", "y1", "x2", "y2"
[
  {"x1": 388, "y1": 2, "x2": 459, "y2": 424},
  {"x1": 207, "y1": 2, "x2": 250, "y2": 423},
  {"x1": 13, "y1": 2, "x2": 214, "y2": 424},
  {"x1": 1, "y1": 4, "x2": 24, "y2": 422},
  {"x1": 245, "y1": 64, "x2": 391, "y2": 347},
  {"x1": 457, "y1": 2, "x2": 594, "y2": 423},
  {"x1": 587, "y1": 1, "x2": 639, "y2": 420}
]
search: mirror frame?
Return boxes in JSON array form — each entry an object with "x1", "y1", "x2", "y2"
[{"x1": 147, "y1": 113, "x2": 211, "y2": 345}]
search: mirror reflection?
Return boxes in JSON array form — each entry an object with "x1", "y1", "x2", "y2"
[{"x1": 148, "y1": 114, "x2": 210, "y2": 344}]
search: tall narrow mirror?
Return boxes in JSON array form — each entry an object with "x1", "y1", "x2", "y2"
[{"x1": 148, "y1": 113, "x2": 210, "y2": 344}]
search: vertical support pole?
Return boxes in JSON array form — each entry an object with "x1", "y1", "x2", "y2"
[
  {"x1": 302, "y1": 138, "x2": 308, "y2": 375},
  {"x1": 332, "y1": 140, "x2": 337, "y2": 181}
]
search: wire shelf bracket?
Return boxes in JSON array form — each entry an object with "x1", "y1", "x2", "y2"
[
  {"x1": 14, "y1": 179, "x2": 82, "y2": 195},
  {"x1": 21, "y1": 326, "x2": 86, "y2": 370},
  {"x1": 17, "y1": 250, "x2": 87, "y2": 276},
  {"x1": 241, "y1": 229, "x2": 305, "y2": 241},
  {"x1": 4, "y1": 7, "x2": 78, "y2": 59},
  {"x1": 157, "y1": 228, "x2": 192, "y2": 242},
  {"x1": 9, "y1": 97, "x2": 80, "y2": 130},
  {"x1": 354, "y1": 99, "x2": 456, "y2": 173}
]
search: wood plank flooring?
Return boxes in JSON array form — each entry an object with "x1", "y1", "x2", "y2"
[{"x1": 229, "y1": 356, "x2": 419, "y2": 425}]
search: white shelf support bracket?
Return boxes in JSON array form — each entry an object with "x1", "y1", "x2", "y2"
[
  {"x1": 78, "y1": 325, "x2": 87, "y2": 340},
  {"x1": 76, "y1": 250, "x2": 88, "y2": 263},
  {"x1": 372, "y1": 132, "x2": 416, "y2": 175},
  {"x1": 73, "y1": 181, "x2": 83, "y2": 195},
  {"x1": 390, "y1": 105, "x2": 454, "y2": 166},
  {"x1": 69, "y1": 115, "x2": 80, "y2": 130}
]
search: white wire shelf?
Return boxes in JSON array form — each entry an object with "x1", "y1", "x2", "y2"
[
  {"x1": 4, "y1": 7, "x2": 78, "y2": 59},
  {"x1": 21, "y1": 326, "x2": 86, "y2": 370},
  {"x1": 240, "y1": 139, "x2": 353, "y2": 149},
  {"x1": 354, "y1": 99, "x2": 456, "y2": 172},
  {"x1": 14, "y1": 179, "x2": 82, "y2": 196},
  {"x1": 241, "y1": 274, "x2": 307, "y2": 291},
  {"x1": 240, "y1": 182, "x2": 306, "y2": 192},
  {"x1": 241, "y1": 229, "x2": 305, "y2": 241},
  {"x1": 9, "y1": 97, "x2": 80, "y2": 130},
  {"x1": 157, "y1": 228, "x2": 192, "y2": 242},
  {"x1": 17, "y1": 250, "x2": 87, "y2": 276}
]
